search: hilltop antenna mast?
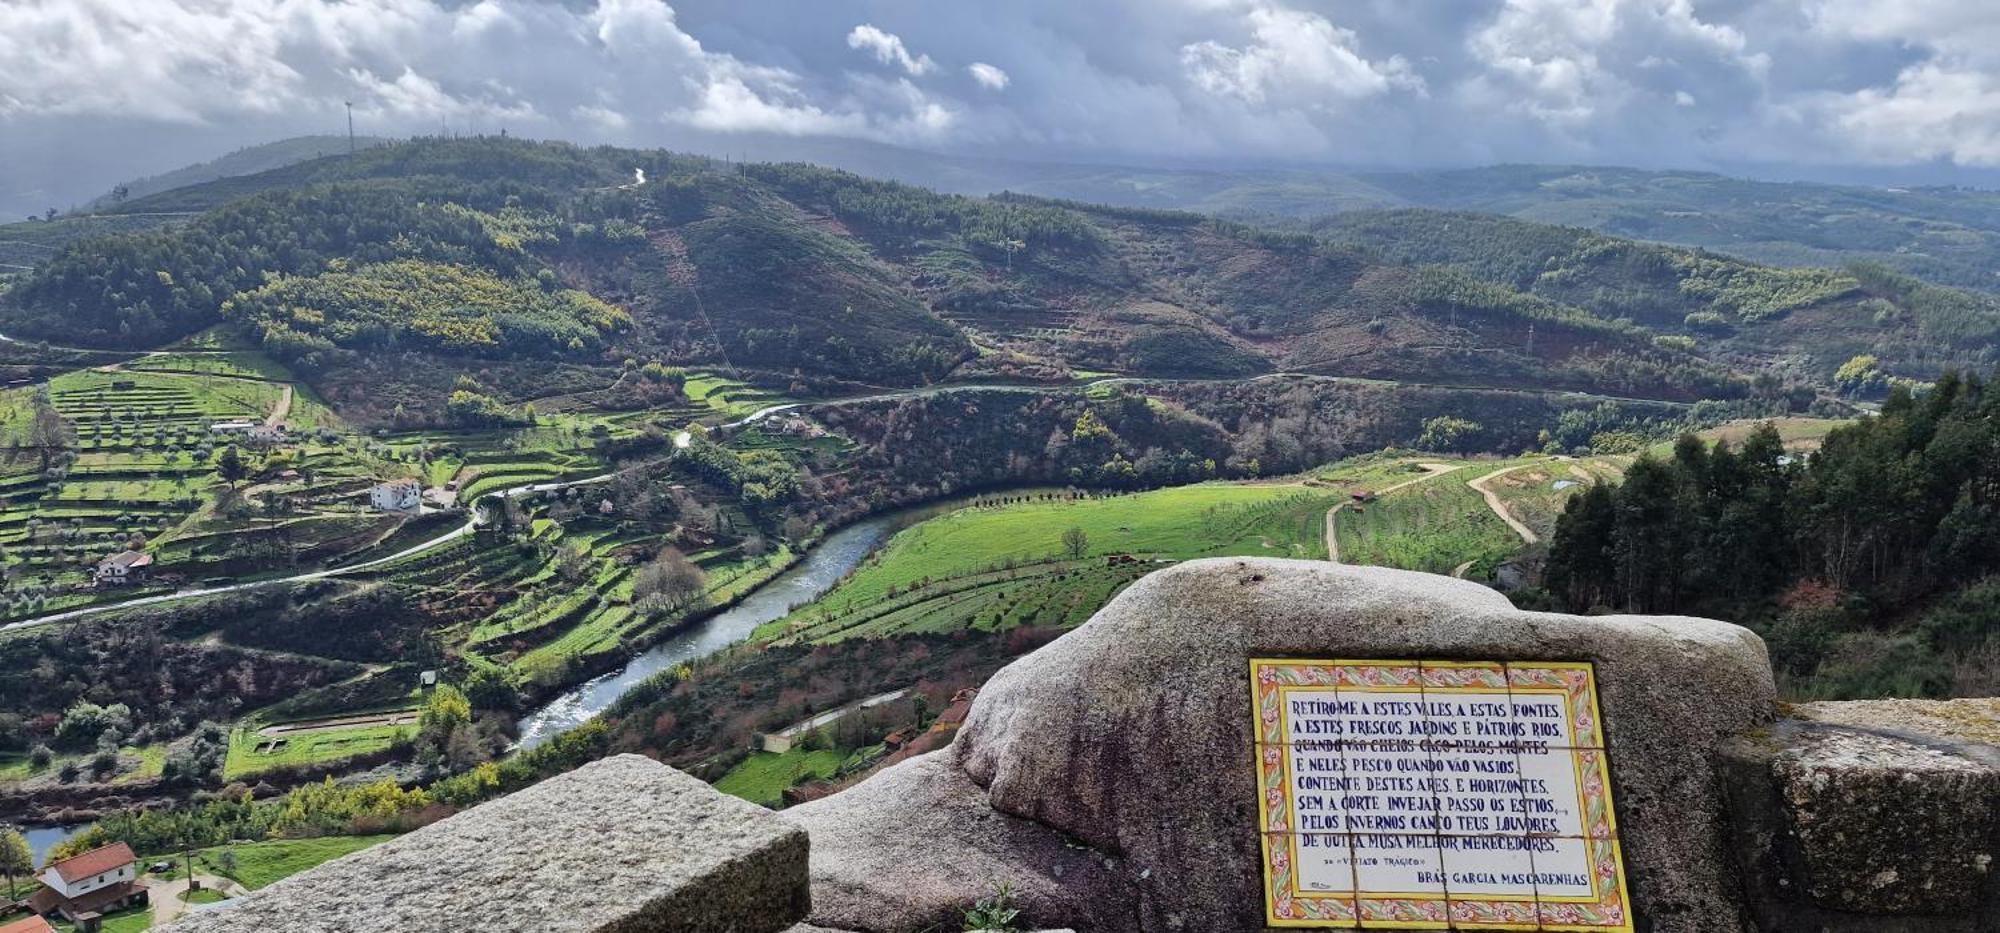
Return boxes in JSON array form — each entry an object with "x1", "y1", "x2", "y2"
[{"x1": 345, "y1": 102, "x2": 355, "y2": 154}]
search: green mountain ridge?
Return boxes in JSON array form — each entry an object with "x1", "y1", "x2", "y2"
[{"x1": 0, "y1": 137, "x2": 1992, "y2": 409}]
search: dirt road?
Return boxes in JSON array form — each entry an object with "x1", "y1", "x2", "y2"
[
  {"x1": 148, "y1": 872, "x2": 250, "y2": 925},
  {"x1": 1466, "y1": 463, "x2": 1540, "y2": 545},
  {"x1": 1325, "y1": 462, "x2": 1464, "y2": 562},
  {"x1": 265, "y1": 384, "x2": 293, "y2": 428}
]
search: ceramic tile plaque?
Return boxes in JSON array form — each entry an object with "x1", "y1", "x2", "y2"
[{"x1": 1251, "y1": 659, "x2": 1632, "y2": 931}]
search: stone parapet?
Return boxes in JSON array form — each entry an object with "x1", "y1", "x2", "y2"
[
  {"x1": 157, "y1": 754, "x2": 809, "y2": 933},
  {"x1": 1721, "y1": 699, "x2": 2000, "y2": 932}
]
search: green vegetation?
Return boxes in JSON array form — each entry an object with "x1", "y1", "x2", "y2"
[
  {"x1": 7, "y1": 134, "x2": 1962, "y2": 403},
  {"x1": 681, "y1": 373, "x2": 790, "y2": 420},
  {"x1": 53, "y1": 903, "x2": 152, "y2": 933},
  {"x1": 764, "y1": 484, "x2": 1337, "y2": 644},
  {"x1": 792, "y1": 485, "x2": 1331, "y2": 610},
  {"x1": 1543, "y1": 378, "x2": 2000, "y2": 699},
  {"x1": 713, "y1": 748, "x2": 845, "y2": 808},
  {"x1": 1335, "y1": 462, "x2": 1526, "y2": 577},
  {"x1": 223, "y1": 720, "x2": 412, "y2": 780},
  {"x1": 225, "y1": 259, "x2": 628, "y2": 360},
  {"x1": 190, "y1": 834, "x2": 399, "y2": 890}
]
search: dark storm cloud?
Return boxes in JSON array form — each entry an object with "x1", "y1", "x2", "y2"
[{"x1": 4, "y1": 0, "x2": 2000, "y2": 215}]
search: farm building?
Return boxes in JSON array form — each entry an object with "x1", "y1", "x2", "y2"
[
  {"x1": 930, "y1": 687, "x2": 981, "y2": 733},
  {"x1": 209, "y1": 420, "x2": 257, "y2": 434},
  {"x1": 92, "y1": 550, "x2": 153, "y2": 586},
  {"x1": 370, "y1": 479, "x2": 423, "y2": 513},
  {"x1": 25, "y1": 842, "x2": 148, "y2": 925},
  {"x1": 0, "y1": 915, "x2": 57, "y2": 933}
]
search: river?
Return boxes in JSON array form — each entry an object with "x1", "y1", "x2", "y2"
[
  {"x1": 26, "y1": 821, "x2": 91, "y2": 867},
  {"x1": 513, "y1": 496, "x2": 982, "y2": 748}
]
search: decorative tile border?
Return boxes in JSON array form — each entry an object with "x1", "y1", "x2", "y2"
[{"x1": 1251, "y1": 658, "x2": 1632, "y2": 931}]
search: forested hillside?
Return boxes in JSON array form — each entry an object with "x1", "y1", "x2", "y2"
[
  {"x1": 1352, "y1": 165, "x2": 2000, "y2": 294},
  {"x1": 1312, "y1": 210, "x2": 2000, "y2": 384},
  {"x1": 1, "y1": 136, "x2": 1991, "y2": 407},
  {"x1": 1542, "y1": 373, "x2": 2000, "y2": 698}
]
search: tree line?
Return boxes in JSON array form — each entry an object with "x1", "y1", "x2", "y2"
[{"x1": 1542, "y1": 372, "x2": 2000, "y2": 697}]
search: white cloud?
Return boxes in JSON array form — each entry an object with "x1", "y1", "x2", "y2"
[
  {"x1": 846, "y1": 24, "x2": 937, "y2": 77},
  {"x1": 1821, "y1": 61, "x2": 2000, "y2": 166},
  {"x1": 968, "y1": 62, "x2": 1010, "y2": 91},
  {"x1": 1180, "y1": 4, "x2": 1423, "y2": 107},
  {"x1": 0, "y1": 0, "x2": 957, "y2": 147},
  {"x1": 1462, "y1": 0, "x2": 1765, "y2": 130},
  {"x1": 9, "y1": 0, "x2": 2000, "y2": 201}
]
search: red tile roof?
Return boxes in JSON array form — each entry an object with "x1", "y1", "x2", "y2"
[
  {"x1": 26, "y1": 878, "x2": 143, "y2": 918},
  {"x1": 48, "y1": 842, "x2": 136, "y2": 885},
  {"x1": 0, "y1": 916, "x2": 57, "y2": 933}
]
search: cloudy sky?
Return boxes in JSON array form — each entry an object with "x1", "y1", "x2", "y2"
[{"x1": 5, "y1": 0, "x2": 2000, "y2": 213}]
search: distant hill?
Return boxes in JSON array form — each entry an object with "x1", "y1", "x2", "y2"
[
  {"x1": 3, "y1": 136, "x2": 1993, "y2": 403},
  {"x1": 591, "y1": 139, "x2": 2000, "y2": 296},
  {"x1": 41, "y1": 132, "x2": 2000, "y2": 295},
  {"x1": 0, "y1": 136, "x2": 395, "y2": 273},
  {"x1": 83, "y1": 135, "x2": 391, "y2": 211}
]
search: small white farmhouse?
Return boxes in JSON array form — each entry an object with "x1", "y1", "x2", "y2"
[
  {"x1": 26, "y1": 842, "x2": 147, "y2": 923},
  {"x1": 93, "y1": 550, "x2": 153, "y2": 587},
  {"x1": 370, "y1": 478, "x2": 423, "y2": 513}
]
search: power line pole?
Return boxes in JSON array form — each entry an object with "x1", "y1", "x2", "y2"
[{"x1": 344, "y1": 101, "x2": 355, "y2": 154}]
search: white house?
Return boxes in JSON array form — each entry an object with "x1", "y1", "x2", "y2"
[
  {"x1": 93, "y1": 549, "x2": 153, "y2": 587},
  {"x1": 370, "y1": 479, "x2": 423, "y2": 513},
  {"x1": 209, "y1": 420, "x2": 257, "y2": 434},
  {"x1": 27, "y1": 842, "x2": 147, "y2": 923}
]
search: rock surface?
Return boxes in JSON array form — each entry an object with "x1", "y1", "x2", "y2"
[
  {"x1": 1795, "y1": 696, "x2": 2000, "y2": 747},
  {"x1": 159, "y1": 754, "x2": 810, "y2": 933},
  {"x1": 946, "y1": 558, "x2": 1777, "y2": 932},
  {"x1": 785, "y1": 750, "x2": 1133, "y2": 931},
  {"x1": 1721, "y1": 716, "x2": 2000, "y2": 931}
]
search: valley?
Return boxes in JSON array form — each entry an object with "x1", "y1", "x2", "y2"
[{"x1": 0, "y1": 136, "x2": 1987, "y2": 930}]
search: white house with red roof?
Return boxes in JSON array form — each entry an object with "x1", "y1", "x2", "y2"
[{"x1": 25, "y1": 842, "x2": 147, "y2": 924}]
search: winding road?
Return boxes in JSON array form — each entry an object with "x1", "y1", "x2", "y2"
[
  {"x1": 1323, "y1": 462, "x2": 1463, "y2": 563},
  {"x1": 1466, "y1": 463, "x2": 1541, "y2": 546}
]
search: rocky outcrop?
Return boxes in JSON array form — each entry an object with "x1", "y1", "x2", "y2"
[
  {"x1": 786, "y1": 749, "x2": 1133, "y2": 931},
  {"x1": 158, "y1": 754, "x2": 809, "y2": 933},
  {"x1": 1721, "y1": 699, "x2": 2000, "y2": 931},
  {"x1": 170, "y1": 558, "x2": 2000, "y2": 932},
  {"x1": 796, "y1": 557, "x2": 1778, "y2": 932}
]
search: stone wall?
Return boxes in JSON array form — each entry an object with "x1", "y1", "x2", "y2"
[
  {"x1": 156, "y1": 560, "x2": 1999, "y2": 933},
  {"x1": 157, "y1": 755, "x2": 810, "y2": 933},
  {"x1": 1720, "y1": 698, "x2": 2000, "y2": 932}
]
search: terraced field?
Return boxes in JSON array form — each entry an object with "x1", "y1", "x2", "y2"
[
  {"x1": 1334, "y1": 461, "x2": 1534, "y2": 578},
  {"x1": 682, "y1": 372, "x2": 792, "y2": 420},
  {"x1": 224, "y1": 720, "x2": 411, "y2": 779}
]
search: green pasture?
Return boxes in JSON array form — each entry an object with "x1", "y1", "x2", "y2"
[
  {"x1": 713, "y1": 748, "x2": 844, "y2": 808},
  {"x1": 185, "y1": 834, "x2": 399, "y2": 890},
  {"x1": 223, "y1": 721, "x2": 412, "y2": 780}
]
